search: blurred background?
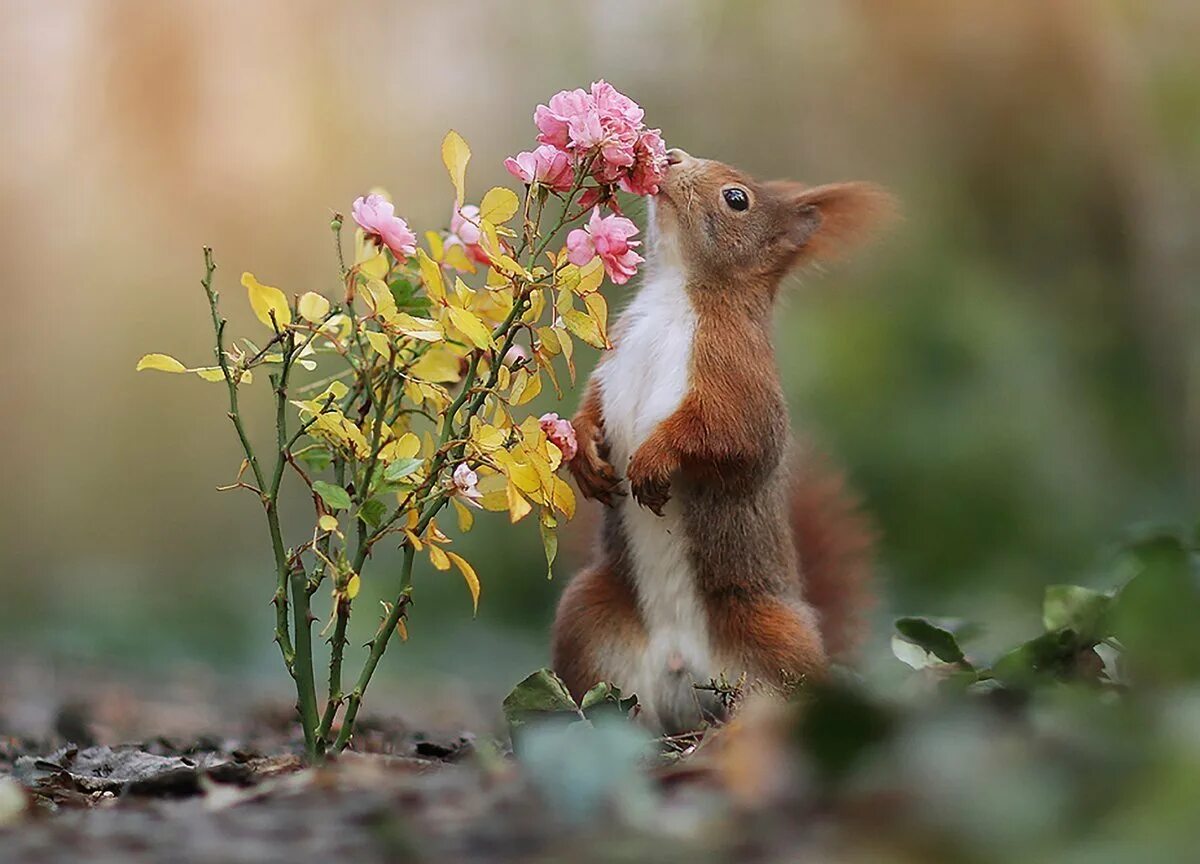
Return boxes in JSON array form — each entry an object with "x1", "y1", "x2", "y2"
[{"x1": 1, "y1": 0, "x2": 1197, "y2": 719}]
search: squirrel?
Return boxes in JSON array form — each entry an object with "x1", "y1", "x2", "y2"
[{"x1": 552, "y1": 148, "x2": 893, "y2": 734}]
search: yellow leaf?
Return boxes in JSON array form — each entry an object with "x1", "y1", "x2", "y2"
[
  {"x1": 443, "y1": 244, "x2": 476, "y2": 274},
  {"x1": 298, "y1": 292, "x2": 331, "y2": 323},
  {"x1": 576, "y1": 255, "x2": 605, "y2": 295},
  {"x1": 364, "y1": 330, "x2": 393, "y2": 360},
  {"x1": 136, "y1": 353, "x2": 187, "y2": 373},
  {"x1": 393, "y1": 432, "x2": 421, "y2": 460},
  {"x1": 453, "y1": 276, "x2": 474, "y2": 308},
  {"x1": 537, "y1": 326, "x2": 561, "y2": 355},
  {"x1": 396, "y1": 618, "x2": 409, "y2": 641},
  {"x1": 512, "y1": 369, "x2": 542, "y2": 405},
  {"x1": 552, "y1": 476, "x2": 576, "y2": 519},
  {"x1": 480, "y1": 187, "x2": 520, "y2": 225},
  {"x1": 447, "y1": 306, "x2": 494, "y2": 351},
  {"x1": 346, "y1": 574, "x2": 361, "y2": 600},
  {"x1": 411, "y1": 347, "x2": 462, "y2": 383},
  {"x1": 506, "y1": 460, "x2": 542, "y2": 496},
  {"x1": 242, "y1": 272, "x2": 292, "y2": 330},
  {"x1": 417, "y1": 248, "x2": 446, "y2": 304},
  {"x1": 318, "y1": 514, "x2": 338, "y2": 532},
  {"x1": 478, "y1": 473, "x2": 509, "y2": 511},
  {"x1": 425, "y1": 230, "x2": 444, "y2": 261},
  {"x1": 471, "y1": 423, "x2": 508, "y2": 452},
  {"x1": 360, "y1": 252, "x2": 389, "y2": 280},
  {"x1": 362, "y1": 279, "x2": 398, "y2": 321},
  {"x1": 451, "y1": 497, "x2": 475, "y2": 533},
  {"x1": 403, "y1": 528, "x2": 424, "y2": 551},
  {"x1": 428, "y1": 544, "x2": 451, "y2": 571},
  {"x1": 391, "y1": 313, "x2": 442, "y2": 342},
  {"x1": 563, "y1": 309, "x2": 607, "y2": 349},
  {"x1": 506, "y1": 480, "x2": 533, "y2": 524},
  {"x1": 584, "y1": 292, "x2": 609, "y2": 345},
  {"x1": 441, "y1": 130, "x2": 471, "y2": 207},
  {"x1": 446, "y1": 551, "x2": 481, "y2": 615}
]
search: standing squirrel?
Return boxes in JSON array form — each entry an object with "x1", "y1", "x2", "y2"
[{"x1": 553, "y1": 148, "x2": 893, "y2": 733}]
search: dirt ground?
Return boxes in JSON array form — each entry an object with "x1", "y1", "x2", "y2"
[{"x1": 0, "y1": 659, "x2": 804, "y2": 864}]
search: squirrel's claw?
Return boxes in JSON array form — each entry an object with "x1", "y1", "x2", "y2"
[
  {"x1": 630, "y1": 476, "x2": 670, "y2": 516},
  {"x1": 569, "y1": 441, "x2": 624, "y2": 507},
  {"x1": 627, "y1": 448, "x2": 672, "y2": 516}
]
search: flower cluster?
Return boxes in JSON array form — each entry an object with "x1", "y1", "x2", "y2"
[{"x1": 506, "y1": 80, "x2": 668, "y2": 200}]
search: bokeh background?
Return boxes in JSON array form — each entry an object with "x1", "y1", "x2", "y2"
[{"x1": 2, "y1": 0, "x2": 1197, "y2": 717}]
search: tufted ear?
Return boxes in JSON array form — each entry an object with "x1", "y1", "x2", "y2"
[{"x1": 784, "y1": 182, "x2": 896, "y2": 266}]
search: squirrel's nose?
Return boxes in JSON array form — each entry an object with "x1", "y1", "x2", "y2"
[{"x1": 666, "y1": 148, "x2": 691, "y2": 166}]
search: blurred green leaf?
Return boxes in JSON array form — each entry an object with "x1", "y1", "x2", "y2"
[
  {"x1": 1043, "y1": 585, "x2": 1111, "y2": 640},
  {"x1": 297, "y1": 447, "x2": 333, "y2": 473},
  {"x1": 797, "y1": 679, "x2": 894, "y2": 782},
  {"x1": 895, "y1": 617, "x2": 968, "y2": 664},
  {"x1": 503, "y1": 668, "x2": 580, "y2": 732},
  {"x1": 579, "y1": 682, "x2": 638, "y2": 724},
  {"x1": 1112, "y1": 534, "x2": 1200, "y2": 682}
]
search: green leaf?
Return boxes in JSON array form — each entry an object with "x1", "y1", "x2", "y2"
[
  {"x1": 383, "y1": 458, "x2": 424, "y2": 483},
  {"x1": 990, "y1": 629, "x2": 1083, "y2": 684},
  {"x1": 502, "y1": 668, "x2": 580, "y2": 731},
  {"x1": 297, "y1": 447, "x2": 333, "y2": 473},
  {"x1": 358, "y1": 498, "x2": 387, "y2": 529},
  {"x1": 579, "y1": 682, "x2": 638, "y2": 724},
  {"x1": 312, "y1": 480, "x2": 352, "y2": 511},
  {"x1": 894, "y1": 617, "x2": 967, "y2": 665},
  {"x1": 1043, "y1": 585, "x2": 1112, "y2": 640},
  {"x1": 539, "y1": 513, "x2": 558, "y2": 580}
]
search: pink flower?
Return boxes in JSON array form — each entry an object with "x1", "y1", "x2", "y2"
[
  {"x1": 534, "y1": 88, "x2": 597, "y2": 150},
  {"x1": 503, "y1": 344, "x2": 530, "y2": 367},
  {"x1": 618, "y1": 129, "x2": 668, "y2": 197},
  {"x1": 539, "y1": 413, "x2": 578, "y2": 462},
  {"x1": 452, "y1": 463, "x2": 483, "y2": 507},
  {"x1": 352, "y1": 194, "x2": 417, "y2": 259},
  {"x1": 447, "y1": 204, "x2": 491, "y2": 267},
  {"x1": 565, "y1": 208, "x2": 644, "y2": 285},
  {"x1": 504, "y1": 144, "x2": 574, "y2": 192}
]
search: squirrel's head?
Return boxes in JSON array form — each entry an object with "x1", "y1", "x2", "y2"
[{"x1": 652, "y1": 149, "x2": 895, "y2": 294}]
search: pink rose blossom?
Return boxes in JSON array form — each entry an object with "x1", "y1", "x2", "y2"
[
  {"x1": 447, "y1": 204, "x2": 491, "y2": 266},
  {"x1": 566, "y1": 208, "x2": 644, "y2": 285},
  {"x1": 525, "y1": 81, "x2": 666, "y2": 205},
  {"x1": 352, "y1": 194, "x2": 417, "y2": 260},
  {"x1": 452, "y1": 462, "x2": 483, "y2": 507},
  {"x1": 618, "y1": 128, "x2": 668, "y2": 197},
  {"x1": 504, "y1": 144, "x2": 574, "y2": 192},
  {"x1": 534, "y1": 88, "x2": 596, "y2": 150},
  {"x1": 502, "y1": 344, "x2": 530, "y2": 367},
  {"x1": 539, "y1": 413, "x2": 578, "y2": 462}
]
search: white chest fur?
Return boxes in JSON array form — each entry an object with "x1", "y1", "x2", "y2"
[{"x1": 594, "y1": 255, "x2": 715, "y2": 730}]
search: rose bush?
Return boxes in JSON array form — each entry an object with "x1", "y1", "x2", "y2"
[{"x1": 138, "y1": 81, "x2": 666, "y2": 760}]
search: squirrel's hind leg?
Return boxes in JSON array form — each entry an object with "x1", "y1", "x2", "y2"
[
  {"x1": 710, "y1": 593, "x2": 828, "y2": 691},
  {"x1": 551, "y1": 563, "x2": 647, "y2": 704}
]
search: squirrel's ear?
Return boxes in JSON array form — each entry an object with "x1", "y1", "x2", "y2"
[{"x1": 785, "y1": 182, "x2": 896, "y2": 266}]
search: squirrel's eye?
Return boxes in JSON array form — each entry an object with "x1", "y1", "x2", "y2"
[{"x1": 722, "y1": 187, "x2": 750, "y2": 211}]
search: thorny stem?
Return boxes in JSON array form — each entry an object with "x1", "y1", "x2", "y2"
[{"x1": 200, "y1": 248, "x2": 297, "y2": 680}]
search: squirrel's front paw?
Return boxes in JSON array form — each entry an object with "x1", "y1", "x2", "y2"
[
  {"x1": 627, "y1": 449, "x2": 672, "y2": 516},
  {"x1": 569, "y1": 432, "x2": 624, "y2": 507}
]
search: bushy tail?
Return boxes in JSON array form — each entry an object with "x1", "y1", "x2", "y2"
[{"x1": 790, "y1": 442, "x2": 877, "y2": 659}]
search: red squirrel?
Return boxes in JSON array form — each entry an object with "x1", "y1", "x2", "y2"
[{"x1": 553, "y1": 148, "x2": 892, "y2": 733}]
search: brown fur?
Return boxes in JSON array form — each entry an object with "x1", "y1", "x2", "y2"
[{"x1": 555, "y1": 149, "x2": 893, "y2": 713}]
